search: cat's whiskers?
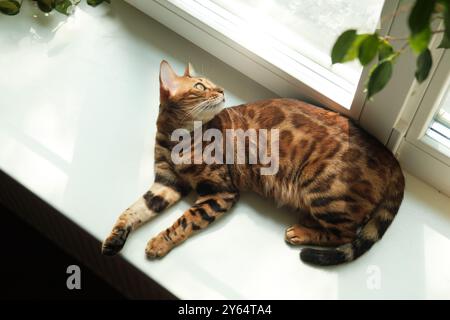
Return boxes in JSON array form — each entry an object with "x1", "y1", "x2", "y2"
[
  {"x1": 188, "y1": 100, "x2": 210, "y2": 117},
  {"x1": 179, "y1": 100, "x2": 210, "y2": 124},
  {"x1": 184, "y1": 96, "x2": 224, "y2": 123}
]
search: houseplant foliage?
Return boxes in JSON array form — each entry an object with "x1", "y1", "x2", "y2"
[
  {"x1": 0, "y1": 0, "x2": 109, "y2": 16},
  {"x1": 332, "y1": 0, "x2": 450, "y2": 99}
]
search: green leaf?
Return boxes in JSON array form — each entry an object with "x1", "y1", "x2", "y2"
[
  {"x1": 432, "y1": 0, "x2": 449, "y2": 48},
  {"x1": 0, "y1": 0, "x2": 21, "y2": 15},
  {"x1": 37, "y1": 0, "x2": 55, "y2": 13},
  {"x1": 87, "y1": 0, "x2": 106, "y2": 6},
  {"x1": 438, "y1": 0, "x2": 450, "y2": 48},
  {"x1": 331, "y1": 31, "x2": 371, "y2": 64},
  {"x1": 378, "y1": 39, "x2": 394, "y2": 61},
  {"x1": 55, "y1": 0, "x2": 73, "y2": 15},
  {"x1": 342, "y1": 34, "x2": 370, "y2": 62},
  {"x1": 331, "y1": 29, "x2": 357, "y2": 64},
  {"x1": 438, "y1": 33, "x2": 450, "y2": 48},
  {"x1": 415, "y1": 49, "x2": 433, "y2": 83},
  {"x1": 367, "y1": 60, "x2": 393, "y2": 99},
  {"x1": 409, "y1": 27, "x2": 431, "y2": 53},
  {"x1": 358, "y1": 34, "x2": 379, "y2": 65},
  {"x1": 408, "y1": 0, "x2": 436, "y2": 35}
]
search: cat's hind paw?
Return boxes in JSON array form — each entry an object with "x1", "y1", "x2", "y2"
[{"x1": 285, "y1": 224, "x2": 309, "y2": 245}]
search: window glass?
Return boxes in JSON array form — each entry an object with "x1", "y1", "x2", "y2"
[{"x1": 210, "y1": 0, "x2": 385, "y2": 88}]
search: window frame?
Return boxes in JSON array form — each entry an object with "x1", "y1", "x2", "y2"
[
  {"x1": 125, "y1": 0, "x2": 448, "y2": 152},
  {"x1": 124, "y1": 0, "x2": 399, "y2": 123},
  {"x1": 404, "y1": 49, "x2": 450, "y2": 165},
  {"x1": 390, "y1": 23, "x2": 450, "y2": 196}
]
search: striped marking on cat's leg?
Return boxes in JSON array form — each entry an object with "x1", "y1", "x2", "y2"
[
  {"x1": 145, "y1": 191, "x2": 239, "y2": 258},
  {"x1": 102, "y1": 180, "x2": 189, "y2": 256},
  {"x1": 301, "y1": 195, "x2": 361, "y2": 247}
]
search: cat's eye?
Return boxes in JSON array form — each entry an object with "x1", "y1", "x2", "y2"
[{"x1": 194, "y1": 83, "x2": 206, "y2": 91}]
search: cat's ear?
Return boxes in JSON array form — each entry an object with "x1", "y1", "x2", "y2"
[
  {"x1": 183, "y1": 62, "x2": 195, "y2": 77},
  {"x1": 159, "y1": 60, "x2": 178, "y2": 99}
]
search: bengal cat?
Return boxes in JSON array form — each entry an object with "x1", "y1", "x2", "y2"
[{"x1": 102, "y1": 60, "x2": 405, "y2": 266}]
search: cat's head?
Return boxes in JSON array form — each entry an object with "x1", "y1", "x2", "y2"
[{"x1": 158, "y1": 60, "x2": 225, "y2": 130}]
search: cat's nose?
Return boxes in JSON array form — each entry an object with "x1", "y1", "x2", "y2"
[{"x1": 216, "y1": 88, "x2": 224, "y2": 94}]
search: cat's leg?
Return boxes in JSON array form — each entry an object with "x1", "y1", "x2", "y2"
[
  {"x1": 285, "y1": 202, "x2": 358, "y2": 246},
  {"x1": 145, "y1": 191, "x2": 239, "y2": 258},
  {"x1": 285, "y1": 224, "x2": 352, "y2": 246},
  {"x1": 102, "y1": 173, "x2": 191, "y2": 256}
]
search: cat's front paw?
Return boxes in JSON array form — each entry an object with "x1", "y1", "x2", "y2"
[
  {"x1": 102, "y1": 226, "x2": 131, "y2": 256},
  {"x1": 145, "y1": 234, "x2": 173, "y2": 259}
]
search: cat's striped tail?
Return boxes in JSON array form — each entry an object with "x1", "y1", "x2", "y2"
[{"x1": 300, "y1": 168, "x2": 405, "y2": 266}]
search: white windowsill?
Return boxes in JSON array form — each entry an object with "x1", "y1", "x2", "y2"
[{"x1": 1, "y1": 0, "x2": 450, "y2": 299}]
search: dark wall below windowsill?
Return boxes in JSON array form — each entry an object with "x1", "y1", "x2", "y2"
[{"x1": 0, "y1": 204, "x2": 124, "y2": 300}]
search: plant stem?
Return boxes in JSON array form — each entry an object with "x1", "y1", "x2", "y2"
[
  {"x1": 384, "y1": 29, "x2": 445, "y2": 42},
  {"x1": 398, "y1": 41, "x2": 410, "y2": 54}
]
